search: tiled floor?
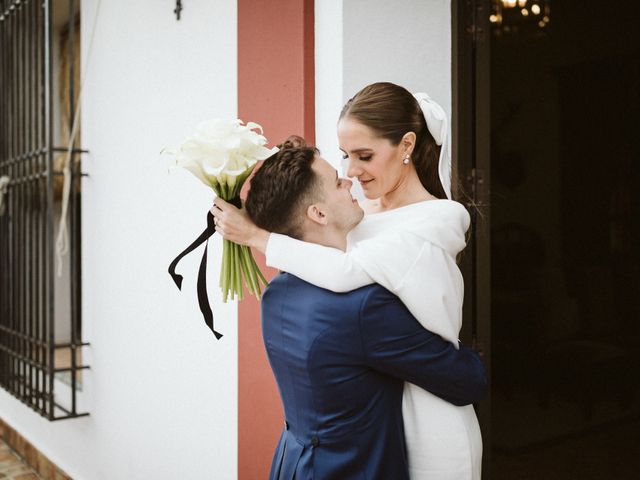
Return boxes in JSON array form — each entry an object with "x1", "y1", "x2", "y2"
[{"x1": 0, "y1": 439, "x2": 41, "y2": 480}]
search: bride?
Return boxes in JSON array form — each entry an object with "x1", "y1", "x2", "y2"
[{"x1": 213, "y1": 82, "x2": 483, "y2": 479}]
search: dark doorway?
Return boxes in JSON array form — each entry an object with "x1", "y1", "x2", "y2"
[
  {"x1": 455, "y1": 1, "x2": 640, "y2": 478},
  {"x1": 490, "y1": 0, "x2": 640, "y2": 478}
]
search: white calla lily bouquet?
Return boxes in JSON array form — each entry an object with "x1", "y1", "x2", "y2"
[{"x1": 168, "y1": 119, "x2": 276, "y2": 304}]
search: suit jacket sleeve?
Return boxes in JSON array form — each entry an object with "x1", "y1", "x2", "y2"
[{"x1": 359, "y1": 286, "x2": 488, "y2": 406}]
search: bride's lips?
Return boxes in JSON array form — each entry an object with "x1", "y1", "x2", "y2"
[{"x1": 359, "y1": 179, "x2": 373, "y2": 187}]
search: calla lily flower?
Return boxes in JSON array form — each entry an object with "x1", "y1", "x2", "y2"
[
  {"x1": 166, "y1": 119, "x2": 277, "y2": 302},
  {"x1": 170, "y1": 119, "x2": 278, "y2": 197}
]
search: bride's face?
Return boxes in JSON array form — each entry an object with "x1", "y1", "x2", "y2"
[{"x1": 338, "y1": 117, "x2": 409, "y2": 200}]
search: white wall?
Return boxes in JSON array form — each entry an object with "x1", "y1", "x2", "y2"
[
  {"x1": 315, "y1": 0, "x2": 344, "y2": 171},
  {"x1": 316, "y1": 0, "x2": 452, "y2": 197},
  {"x1": 342, "y1": 0, "x2": 452, "y2": 114},
  {"x1": 0, "y1": 1, "x2": 239, "y2": 479}
]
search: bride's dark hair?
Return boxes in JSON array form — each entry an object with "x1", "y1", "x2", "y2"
[
  {"x1": 340, "y1": 83, "x2": 474, "y2": 260},
  {"x1": 340, "y1": 82, "x2": 448, "y2": 199}
]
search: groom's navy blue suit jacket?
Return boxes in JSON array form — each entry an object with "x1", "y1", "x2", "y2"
[{"x1": 261, "y1": 273, "x2": 488, "y2": 480}]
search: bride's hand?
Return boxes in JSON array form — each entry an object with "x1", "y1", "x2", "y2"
[{"x1": 211, "y1": 198, "x2": 270, "y2": 253}]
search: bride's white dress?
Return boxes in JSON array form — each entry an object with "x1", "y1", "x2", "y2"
[{"x1": 265, "y1": 199, "x2": 482, "y2": 479}]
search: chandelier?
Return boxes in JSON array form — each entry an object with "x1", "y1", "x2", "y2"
[{"x1": 490, "y1": 0, "x2": 551, "y2": 36}]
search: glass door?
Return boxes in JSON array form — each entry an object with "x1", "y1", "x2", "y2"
[{"x1": 456, "y1": 1, "x2": 640, "y2": 477}]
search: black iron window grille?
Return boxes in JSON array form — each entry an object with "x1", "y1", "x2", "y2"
[{"x1": 0, "y1": 0, "x2": 89, "y2": 420}]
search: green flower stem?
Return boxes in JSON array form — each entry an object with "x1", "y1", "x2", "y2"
[
  {"x1": 226, "y1": 240, "x2": 233, "y2": 301},
  {"x1": 220, "y1": 238, "x2": 229, "y2": 303},
  {"x1": 218, "y1": 239, "x2": 269, "y2": 302},
  {"x1": 214, "y1": 171, "x2": 269, "y2": 303},
  {"x1": 254, "y1": 253, "x2": 268, "y2": 291},
  {"x1": 251, "y1": 252, "x2": 264, "y2": 294},
  {"x1": 249, "y1": 252, "x2": 262, "y2": 296},
  {"x1": 235, "y1": 243, "x2": 244, "y2": 300},
  {"x1": 230, "y1": 241, "x2": 238, "y2": 300},
  {"x1": 241, "y1": 246, "x2": 258, "y2": 295},
  {"x1": 246, "y1": 249, "x2": 259, "y2": 295},
  {"x1": 231, "y1": 242, "x2": 238, "y2": 300},
  {"x1": 230, "y1": 242, "x2": 241, "y2": 300},
  {"x1": 225, "y1": 240, "x2": 232, "y2": 301},
  {"x1": 251, "y1": 252, "x2": 268, "y2": 288},
  {"x1": 238, "y1": 247, "x2": 251, "y2": 295}
]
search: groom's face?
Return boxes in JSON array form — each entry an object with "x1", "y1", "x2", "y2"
[{"x1": 311, "y1": 157, "x2": 364, "y2": 233}]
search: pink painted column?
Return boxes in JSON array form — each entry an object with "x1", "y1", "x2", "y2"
[{"x1": 237, "y1": 1, "x2": 315, "y2": 478}]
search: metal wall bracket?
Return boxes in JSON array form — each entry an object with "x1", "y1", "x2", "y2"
[{"x1": 174, "y1": 0, "x2": 183, "y2": 20}]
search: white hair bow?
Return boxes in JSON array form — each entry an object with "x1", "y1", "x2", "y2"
[{"x1": 412, "y1": 93, "x2": 452, "y2": 199}]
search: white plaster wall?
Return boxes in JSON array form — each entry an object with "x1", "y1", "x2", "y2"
[
  {"x1": 342, "y1": 0, "x2": 452, "y2": 114},
  {"x1": 316, "y1": 0, "x2": 452, "y2": 195},
  {"x1": 314, "y1": 0, "x2": 344, "y2": 171},
  {"x1": 0, "y1": 1, "x2": 239, "y2": 479}
]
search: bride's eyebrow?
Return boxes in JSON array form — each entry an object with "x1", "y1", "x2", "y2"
[{"x1": 346, "y1": 148, "x2": 373, "y2": 154}]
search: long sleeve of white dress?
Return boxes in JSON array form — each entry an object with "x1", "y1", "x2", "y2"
[
  {"x1": 265, "y1": 200, "x2": 471, "y2": 346},
  {"x1": 266, "y1": 234, "x2": 374, "y2": 291}
]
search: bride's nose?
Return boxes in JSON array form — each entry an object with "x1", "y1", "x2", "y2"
[{"x1": 346, "y1": 158, "x2": 361, "y2": 178}]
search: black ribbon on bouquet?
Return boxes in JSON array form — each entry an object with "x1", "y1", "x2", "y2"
[{"x1": 168, "y1": 197, "x2": 242, "y2": 340}]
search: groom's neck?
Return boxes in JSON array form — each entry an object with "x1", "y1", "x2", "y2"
[{"x1": 301, "y1": 228, "x2": 348, "y2": 252}]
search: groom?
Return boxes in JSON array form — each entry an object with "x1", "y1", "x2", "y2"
[{"x1": 243, "y1": 140, "x2": 487, "y2": 479}]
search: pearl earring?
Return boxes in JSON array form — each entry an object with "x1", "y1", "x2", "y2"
[{"x1": 403, "y1": 154, "x2": 410, "y2": 165}]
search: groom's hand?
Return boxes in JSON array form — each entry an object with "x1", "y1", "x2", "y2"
[{"x1": 211, "y1": 198, "x2": 270, "y2": 253}]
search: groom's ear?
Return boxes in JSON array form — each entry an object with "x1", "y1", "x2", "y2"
[{"x1": 306, "y1": 203, "x2": 328, "y2": 226}]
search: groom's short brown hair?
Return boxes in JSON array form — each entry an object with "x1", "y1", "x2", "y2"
[{"x1": 245, "y1": 136, "x2": 323, "y2": 239}]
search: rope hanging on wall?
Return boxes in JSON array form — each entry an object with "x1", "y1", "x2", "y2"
[
  {"x1": 0, "y1": 175, "x2": 9, "y2": 216},
  {"x1": 55, "y1": 0, "x2": 102, "y2": 277}
]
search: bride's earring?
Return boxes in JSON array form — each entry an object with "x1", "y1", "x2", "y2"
[{"x1": 403, "y1": 154, "x2": 410, "y2": 165}]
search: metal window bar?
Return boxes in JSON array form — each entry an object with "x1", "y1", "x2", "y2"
[{"x1": 0, "y1": 0, "x2": 89, "y2": 421}]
